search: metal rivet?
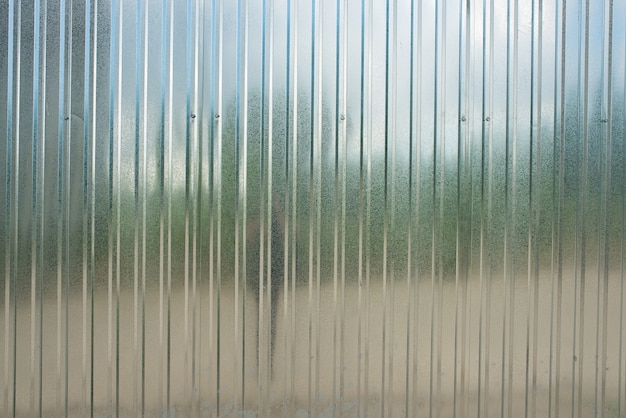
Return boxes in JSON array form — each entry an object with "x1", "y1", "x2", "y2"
[
  {"x1": 215, "y1": 114, "x2": 220, "y2": 119},
  {"x1": 485, "y1": 116, "x2": 490, "y2": 122},
  {"x1": 191, "y1": 114, "x2": 196, "y2": 119},
  {"x1": 340, "y1": 115, "x2": 345, "y2": 121},
  {"x1": 461, "y1": 116, "x2": 467, "y2": 122}
]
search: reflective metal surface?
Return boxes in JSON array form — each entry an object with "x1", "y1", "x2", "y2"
[{"x1": 1, "y1": 0, "x2": 625, "y2": 416}]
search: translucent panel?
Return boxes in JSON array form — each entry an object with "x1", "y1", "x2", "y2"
[{"x1": 1, "y1": 0, "x2": 625, "y2": 416}]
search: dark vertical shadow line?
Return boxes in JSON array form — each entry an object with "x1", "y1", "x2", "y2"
[
  {"x1": 4, "y1": 3, "x2": 16, "y2": 418},
  {"x1": 357, "y1": 0, "x2": 366, "y2": 413},
  {"x1": 133, "y1": 0, "x2": 143, "y2": 414},
  {"x1": 184, "y1": 0, "x2": 195, "y2": 409},
  {"x1": 30, "y1": 0, "x2": 40, "y2": 413},
  {"x1": 437, "y1": 0, "x2": 447, "y2": 414},
  {"x1": 314, "y1": 0, "x2": 323, "y2": 412},
  {"x1": 113, "y1": 0, "x2": 123, "y2": 412},
  {"x1": 81, "y1": 0, "x2": 91, "y2": 414},
  {"x1": 575, "y1": 1, "x2": 590, "y2": 415},
  {"x1": 341, "y1": 2, "x2": 348, "y2": 411},
  {"x1": 158, "y1": 0, "x2": 167, "y2": 411},
  {"x1": 167, "y1": 0, "x2": 176, "y2": 412},
  {"x1": 89, "y1": 2, "x2": 99, "y2": 415},
  {"x1": 191, "y1": 0, "x2": 203, "y2": 411},
  {"x1": 549, "y1": 0, "x2": 567, "y2": 415},
  {"x1": 307, "y1": 0, "x2": 316, "y2": 412},
  {"x1": 206, "y1": 0, "x2": 218, "y2": 413},
  {"x1": 233, "y1": 0, "x2": 242, "y2": 407},
  {"x1": 525, "y1": 0, "x2": 538, "y2": 415},
  {"x1": 429, "y1": 0, "x2": 441, "y2": 415},
  {"x1": 388, "y1": 1, "x2": 397, "y2": 416},
  {"x1": 381, "y1": 0, "x2": 392, "y2": 414},
  {"x1": 618, "y1": 28, "x2": 626, "y2": 418},
  {"x1": 600, "y1": 0, "x2": 614, "y2": 413},
  {"x1": 286, "y1": 0, "x2": 299, "y2": 411},
  {"x1": 38, "y1": 1, "x2": 49, "y2": 415},
  {"x1": 453, "y1": 0, "x2": 467, "y2": 414},
  {"x1": 569, "y1": 0, "x2": 583, "y2": 412},
  {"x1": 332, "y1": 0, "x2": 341, "y2": 413},
  {"x1": 363, "y1": 0, "x2": 374, "y2": 416},
  {"x1": 284, "y1": 0, "x2": 292, "y2": 409},
  {"x1": 411, "y1": 0, "x2": 423, "y2": 413},
  {"x1": 107, "y1": 0, "x2": 115, "y2": 412},
  {"x1": 212, "y1": 0, "x2": 224, "y2": 413},
  {"x1": 500, "y1": 0, "x2": 513, "y2": 415},
  {"x1": 476, "y1": 0, "x2": 488, "y2": 414},
  {"x1": 139, "y1": 0, "x2": 149, "y2": 414},
  {"x1": 115, "y1": 0, "x2": 123, "y2": 413},
  {"x1": 529, "y1": 0, "x2": 544, "y2": 416},
  {"x1": 30, "y1": 0, "x2": 43, "y2": 414},
  {"x1": 263, "y1": 0, "x2": 274, "y2": 407},
  {"x1": 405, "y1": 0, "x2": 416, "y2": 414},
  {"x1": 259, "y1": 1, "x2": 269, "y2": 408},
  {"x1": 65, "y1": 0, "x2": 74, "y2": 411},
  {"x1": 339, "y1": 0, "x2": 348, "y2": 411},
  {"x1": 57, "y1": 0, "x2": 68, "y2": 414},
  {"x1": 593, "y1": 0, "x2": 605, "y2": 410},
  {"x1": 593, "y1": 0, "x2": 608, "y2": 413},
  {"x1": 258, "y1": 0, "x2": 267, "y2": 411}
]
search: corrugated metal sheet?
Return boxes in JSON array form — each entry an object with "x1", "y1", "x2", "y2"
[{"x1": 1, "y1": 0, "x2": 625, "y2": 416}]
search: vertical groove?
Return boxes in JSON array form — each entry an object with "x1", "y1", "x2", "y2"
[
  {"x1": 599, "y1": 1, "x2": 613, "y2": 415},
  {"x1": 234, "y1": 0, "x2": 247, "y2": 409},
  {"x1": 159, "y1": 0, "x2": 167, "y2": 411},
  {"x1": 550, "y1": 0, "x2": 567, "y2": 415},
  {"x1": 409, "y1": 0, "x2": 422, "y2": 414},
  {"x1": 191, "y1": 0, "x2": 201, "y2": 413},
  {"x1": 12, "y1": 0, "x2": 21, "y2": 408},
  {"x1": 30, "y1": 0, "x2": 43, "y2": 415},
  {"x1": 529, "y1": 0, "x2": 543, "y2": 416},
  {"x1": 382, "y1": 0, "x2": 392, "y2": 414},
  {"x1": 340, "y1": 0, "x2": 347, "y2": 410},
  {"x1": 258, "y1": 0, "x2": 266, "y2": 412},
  {"x1": 430, "y1": 0, "x2": 440, "y2": 414},
  {"x1": 363, "y1": 0, "x2": 374, "y2": 417},
  {"x1": 30, "y1": 0, "x2": 39, "y2": 411},
  {"x1": 313, "y1": 0, "x2": 323, "y2": 413},
  {"x1": 133, "y1": 0, "x2": 143, "y2": 413},
  {"x1": 576, "y1": 1, "x2": 590, "y2": 416},
  {"x1": 3, "y1": 3, "x2": 16, "y2": 416},
  {"x1": 56, "y1": 0, "x2": 66, "y2": 414},
  {"x1": 388, "y1": 0, "x2": 397, "y2": 416},
  {"x1": 81, "y1": 0, "x2": 91, "y2": 413},
  {"x1": 167, "y1": 0, "x2": 175, "y2": 411},
  {"x1": 287, "y1": 0, "x2": 299, "y2": 412},
  {"x1": 307, "y1": 0, "x2": 315, "y2": 409},
  {"x1": 477, "y1": 0, "x2": 487, "y2": 412},
  {"x1": 107, "y1": 0, "x2": 117, "y2": 413},
  {"x1": 357, "y1": 0, "x2": 366, "y2": 414},
  {"x1": 524, "y1": 1, "x2": 542, "y2": 417},
  {"x1": 263, "y1": 0, "x2": 274, "y2": 411},
  {"x1": 140, "y1": 0, "x2": 149, "y2": 414},
  {"x1": 114, "y1": 0, "x2": 122, "y2": 413},
  {"x1": 89, "y1": 2, "x2": 98, "y2": 415},
  {"x1": 184, "y1": 0, "x2": 194, "y2": 409},
  {"x1": 405, "y1": 0, "x2": 416, "y2": 413},
  {"x1": 38, "y1": 1, "x2": 48, "y2": 415},
  {"x1": 618, "y1": 29, "x2": 626, "y2": 418}
]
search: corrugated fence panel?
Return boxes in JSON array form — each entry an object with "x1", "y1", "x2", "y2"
[{"x1": 1, "y1": 0, "x2": 625, "y2": 416}]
